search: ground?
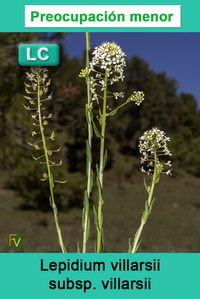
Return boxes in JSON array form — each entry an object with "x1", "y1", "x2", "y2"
[{"x1": 0, "y1": 172, "x2": 200, "y2": 253}]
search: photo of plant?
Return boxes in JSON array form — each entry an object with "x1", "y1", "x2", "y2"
[{"x1": 0, "y1": 32, "x2": 200, "y2": 253}]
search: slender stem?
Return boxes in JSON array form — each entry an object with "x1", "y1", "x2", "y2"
[
  {"x1": 37, "y1": 71, "x2": 67, "y2": 253},
  {"x1": 109, "y1": 99, "x2": 128, "y2": 115},
  {"x1": 131, "y1": 221, "x2": 146, "y2": 253},
  {"x1": 96, "y1": 73, "x2": 108, "y2": 253},
  {"x1": 85, "y1": 32, "x2": 93, "y2": 197},
  {"x1": 99, "y1": 73, "x2": 108, "y2": 186},
  {"x1": 85, "y1": 32, "x2": 90, "y2": 72},
  {"x1": 131, "y1": 151, "x2": 157, "y2": 253},
  {"x1": 82, "y1": 32, "x2": 92, "y2": 253}
]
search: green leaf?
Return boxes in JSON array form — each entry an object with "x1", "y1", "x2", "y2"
[
  {"x1": 89, "y1": 169, "x2": 93, "y2": 194},
  {"x1": 85, "y1": 105, "x2": 90, "y2": 123},
  {"x1": 24, "y1": 95, "x2": 32, "y2": 100},
  {"x1": 128, "y1": 238, "x2": 132, "y2": 253},
  {"x1": 49, "y1": 196, "x2": 53, "y2": 207},
  {"x1": 84, "y1": 191, "x2": 89, "y2": 213},
  {"x1": 53, "y1": 180, "x2": 68, "y2": 184},
  {"x1": 25, "y1": 86, "x2": 31, "y2": 94},
  {"x1": 86, "y1": 218, "x2": 90, "y2": 242},
  {"x1": 96, "y1": 164, "x2": 103, "y2": 204},
  {"x1": 86, "y1": 140, "x2": 92, "y2": 174},
  {"x1": 82, "y1": 207, "x2": 85, "y2": 230},
  {"x1": 50, "y1": 174, "x2": 54, "y2": 189},
  {"x1": 23, "y1": 104, "x2": 30, "y2": 110},
  {"x1": 143, "y1": 178, "x2": 149, "y2": 193},
  {"x1": 50, "y1": 131, "x2": 55, "y2": 140},
  {"x1": 24, "y1": 82, "x2": 31, "y2": 88},
  {"x1": 92, "y1": 120, "x2": 103, "y2": 139},
  {"x1": 141, "y1": 202, "x2": 149, "y2": 222},
  {"x1": 108, "y1": 107, "x2": 119, "y2": 116},
  {"x1": 93, "y1": 206, "x2": 99, "y2": 229},
  {"x1": 134, "y1": 240, "x2": 142, "y2": 253}
]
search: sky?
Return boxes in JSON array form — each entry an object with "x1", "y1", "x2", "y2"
[{"x1": 63, "y1": 32, "x2": 200, "y2": 108}]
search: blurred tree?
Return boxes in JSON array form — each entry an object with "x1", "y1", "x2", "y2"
[
  {"x1": 171, "y1": 93, "x2": 200, "y2": 175},
  {"x1": 107, "y1": 57, "x2": 180, "y2": 155}
]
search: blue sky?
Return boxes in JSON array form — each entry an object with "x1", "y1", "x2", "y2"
[{"x1": 64, "y1": 32, "x2": 200, "y2": 108}]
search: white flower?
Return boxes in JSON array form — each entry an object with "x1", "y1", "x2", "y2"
[
  {"x1": 129, "y1": 91, "x2": 145, "y2": 106},
  {"x1": 166, "y1": 169, "x2": 172, "y2": 175},
  {"x1": 139, "y1": 127, "x2": 172, "y2": 175},
  {"x1": 90, "y1": 42, "x2": 126, "y2": 82},
  {"x1": 86, "y1": 42, "x2": 127, "y2": 102},
  {"x1": 113, "y1": 92, "x2": 125, "y2": 100},
  {"x1": 26, "y1": 67, "x2": 49, "y2": 91}
]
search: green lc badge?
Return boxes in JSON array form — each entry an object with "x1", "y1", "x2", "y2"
[{"x1": 18, "y1": 44, "x2": 60, "y2": 66}]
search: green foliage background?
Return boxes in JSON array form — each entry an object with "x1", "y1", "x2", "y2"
[{"x1": 0, "y1": 33, "x2": 200, "y2": 210}]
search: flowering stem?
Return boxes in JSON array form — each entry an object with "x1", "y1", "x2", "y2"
[
  {"x1": 131, "y1": 127, "x2": 172, "y2": 252},
  {"x1": 36, "y1": 70, "x2": 67, "y2": 253},
  {"x1": 82, "y1": 32, "x2": 92, "y2": 253},
  {"x1": 131, "y1": 151, "x2": 158, "y2": 253},
  {"x1": 80, "y1": 42, "x2": 145, "y2": 252},
  {"x1": 96, "y1": 73, "x2": 108, "y2": 253},
  {"x1": 99, "y1": 73, "x2": 108, "y2": 186},
  {"x1": 108, "y1": 92, "x2": 145, "y2": 117}
]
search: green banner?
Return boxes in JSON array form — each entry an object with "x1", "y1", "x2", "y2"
[
  {"x1": 1, "y1": 253, "x2": 199, "y2": 298},
  {"x1": 0, "y1": 1, "x2": 200, "y2": 32}
]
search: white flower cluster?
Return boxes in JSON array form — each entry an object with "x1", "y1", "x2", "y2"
[
  {"x1": 79, "y1": 67, "x2": 89, "y2": 78},
  {"x1": 26, "y1": 67, "x2": 50, "y2": 92},
  {"x1": 79, "y1": 42, "x2": 145, "y2": 106},
  {"x1": 88, "y1": 42, "x2": 126, "y2": 101},
  {"x1": 113, "y1": 92, "x2": 125, "y2": 100},
  {"x1": 129, "y1": 91, "x2": 145, "y2": 106},
  {"x1": 90, "y1": 42, "x2": 126, "y2": 78},
  {"x1": 139, "y1": 127, "x2": 172, "y2": 175}
]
